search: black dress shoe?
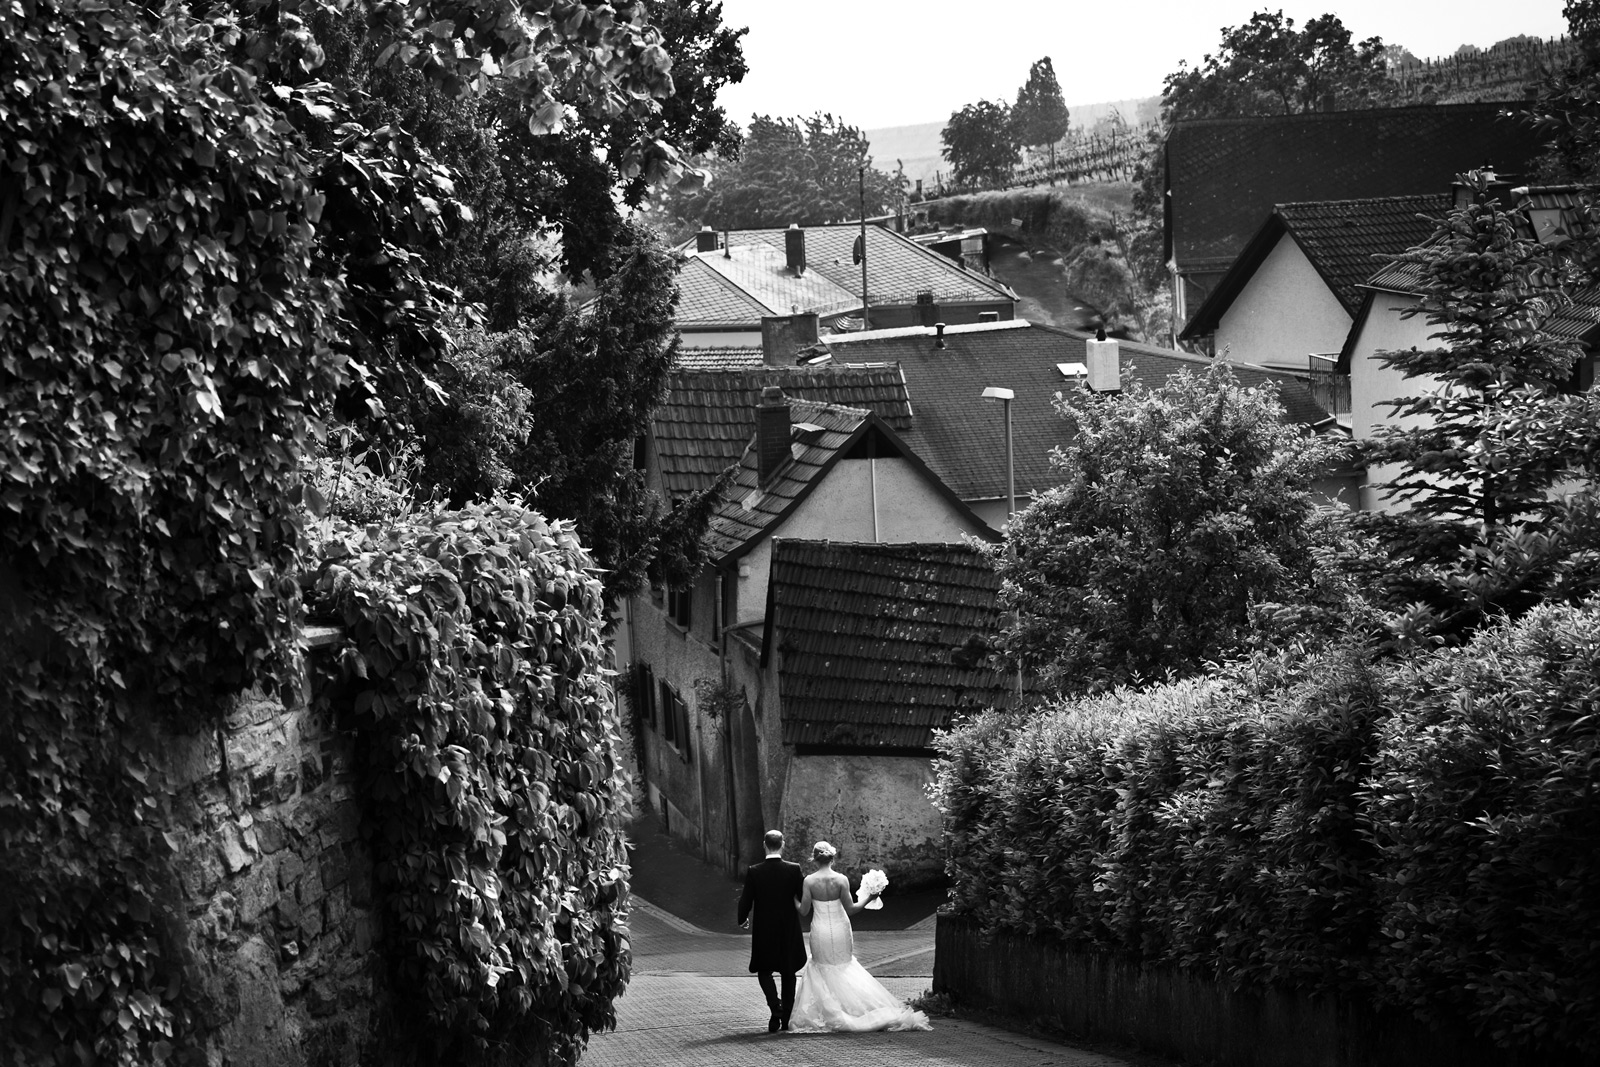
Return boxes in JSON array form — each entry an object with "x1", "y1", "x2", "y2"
[
  {"x1": 768, "y1": 1013, "x2": 781, "y2": 1033},
  {"x1": 780, "y1": 1017, "x2": 791, "y2": 1032}
]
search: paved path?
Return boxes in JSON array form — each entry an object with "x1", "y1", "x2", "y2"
[{"x1": 579, "y1": 896, "x2": 1143, "y2": 1067}]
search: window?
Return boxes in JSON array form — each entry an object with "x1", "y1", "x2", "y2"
[
  {"x1": 657, "y1": 679, "x2": 692, "y2": 762},
  {"x1": 635, "y1": 663, "x2": 657, "y2": 729},
  {"x1": 659, "y1": 679, "x2": 675, "y2": 743},
  {"x1": 667, "y1": 583, "x2": 692, "y2": 630},
  {"x1": 672, "y1": 690, "x2": 691, "y2": 764}
]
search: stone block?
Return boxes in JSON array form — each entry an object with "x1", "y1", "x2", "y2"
[
  {"x1": 300, "y1": 755, "x2": 324, "y2": 792},
  {"x1": 306, "y1": 981, "x2": 339, "y2": 1019},
  {"x1": 298, "y1": 866, "x2": 325, "y2": 908},
  {"x1": 352, "y1": 916, "x2": 374, "y2": 955},
  {"x1": 255, "y1": 817, "x2": 287, "y2": 855},
  {"x1": 323, "y1": 887, "x2": 348, "y2": 935},
  {"x1": 274, "y1": 898, "x2": 301, "y2": 932},
  {"x1": 182, "y1": 847, "x2": 225, "y2": 901},
  {"x1": 274, "y1": 768, "x2": 300, "y2": 804},
  {"x1": 238, "y1": 862, "x2": 278, "y2": 925},
  {"x1": 299, "y1": 905, "x2": 325, "y2": 942},
  {"x1": 218, "y1": 822, "x2": 253, "y2": 874},
  {"x1": 319, "y1": 847, "x2": 348, "y2": 890},
  {"x1": 332, "y1": 801, "x2": 361, "y2": 842},
  {"x1": 278, "y1": 850, "x2": 305, "y2": 890}
]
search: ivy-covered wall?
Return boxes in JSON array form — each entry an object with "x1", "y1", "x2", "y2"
[{"x1": 156, "y1": 672, "x2": 382, "y2": 1066}]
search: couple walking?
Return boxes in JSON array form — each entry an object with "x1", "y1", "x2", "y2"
[{"x1": 737, "y1": 830, "x2": 932, "y2": 1034}]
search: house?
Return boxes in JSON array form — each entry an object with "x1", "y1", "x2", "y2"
[
  {"x1": 623, "y1": 389, "x2": 995, "y2": 877},
  {"x1": 1177, "y1": 193, "x2": 1450, "y2": 378},
  {"x1": 623, "y1": 316, "x2": 1353, "y2": 876},
  {"x1": 1337, "y1": 185, "x2": 1600, "y2": 513},
  {"x1": 1163, "y1": 104, "x2": 1548, "y2": 337},
  {"x1": 674, "y1": 224, "x2": 1017, "y2": 348}
]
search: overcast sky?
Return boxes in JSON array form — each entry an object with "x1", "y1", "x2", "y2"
[{"x1": 710, "y1": 0, "x2": 1570, "y2": 131}]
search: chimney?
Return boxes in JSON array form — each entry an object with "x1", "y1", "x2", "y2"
[
  {"x1": 695, "y1": 226, "x2": 718, "y2": 253},
  {"x1": 757, "y1": 386, "x2": 791, "y2": 483},
  {"x1": 760, "y1": 313, "x2": 821, "y2": 366},
  {"x1": 785, "y1": 224, "x2": 806, "y2": 275},
  {"x1": 933, "y1": 322, "x2": 947, "y2": 350},
  {"x1": 1085, "y1": 327, "x2": 1120, "y2": 392}
]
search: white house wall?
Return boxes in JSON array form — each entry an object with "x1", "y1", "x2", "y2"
[
  {"x1": 1347, "y1": 292, "x2": 1441, "y2": 513},
  {"x1": 730, "y1": 455, "x2": 988, "y2": 628},
  {"x1": 778, "y1": 752, "x2": 945, "y2": 887},
  {"x1": 1216, "y1": 235, "x2": 1351, "y2": 373}
]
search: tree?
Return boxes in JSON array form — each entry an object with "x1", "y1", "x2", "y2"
[
  {"x1": 990, "y1": 363, "x2": 1349, "y2": 693},
  {"x1": 1162, "y1": 10, "x2": 1395, "y2": 124},
  {"x1": 1012, "y1": 56, "x2": 1071, "y2": 182},
  {"x1": 941, "y1": 99, "x2": 1020, "y2": 189},
  {"x1": 657, "y1": 113, "x2": 904, "y2": 231},
  {"x1": 1354, "y1": 173, "x2": 1600, "y2": 640},
  {"x1": 1530, "y1": 1, "x2": 1600, "y2": 182}
]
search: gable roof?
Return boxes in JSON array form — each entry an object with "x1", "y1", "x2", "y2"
[
  {"x1": 825, "y1": 321, "x2": 1331, "y2": 501},
  {"x1": 675, "y1": 225, "x2": 1016, "y2": 328},
  {"x1": 701, "y1": 400, "x2": 980, "y2": 562},
  {"x1": 654, "y1": 365, "x2": 913, "y2": 502},
  {"x1": 1165, "y1": 104, "x2": 1548, "y2": 274},
  {"x1": 1179, "y1": 194, "x2": 1451, "y2": 339},
  {"x1": 764, "y1": 540, "x2": 1019, "y2": 749}
]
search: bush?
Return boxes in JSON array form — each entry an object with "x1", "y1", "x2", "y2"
[
  {"x1": 307, "y1": 500, "x2": 632, "y2": 1065},
  {"x1": 933, "y1": 603, "x2": 1600, "y2": 1055}
]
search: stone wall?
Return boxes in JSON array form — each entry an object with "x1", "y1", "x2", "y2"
[
  {"x1": 156, "y1": 640, "x2": 382, "y2": 1067},
  {"x1": 933, "y1": 915, "x2": 1555, "y2": 1067}
]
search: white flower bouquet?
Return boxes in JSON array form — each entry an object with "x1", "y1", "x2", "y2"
[{"x1": 856, "y1": 868, "x2": 888, "y2": 910}]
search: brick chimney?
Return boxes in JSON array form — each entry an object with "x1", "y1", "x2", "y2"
[
  {"x1": 1085, "y1": 327, "x2": 1120, "y2": 392},
  {"x1": 695, "y1": 226, "x2": 718, "y2": 253},
  {"x1": 760, "y1": 312, "x2": 820, "y2": 366},
  {"x1": 785, "y1": 224, "x2": 806, "y2": 275},
  {"x1": 756, "y1": 386, "x2": 791, "y2": 483}
]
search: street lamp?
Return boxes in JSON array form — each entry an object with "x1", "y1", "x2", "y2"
[
  {"x1": 981, "y1": 385, "x2": 1023, "y2": 701},
  {"x1": 980, "y1": 386, "x2": 1015, "y2": 522}
]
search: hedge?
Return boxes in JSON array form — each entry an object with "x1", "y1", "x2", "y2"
[{"x1": 931, "y1": 601, "x2": 1600, "y2": 1056}]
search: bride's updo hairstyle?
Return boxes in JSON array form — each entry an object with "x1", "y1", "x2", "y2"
[{"x1": 812, "y1": 841, "x2": 837, "y2": 863}]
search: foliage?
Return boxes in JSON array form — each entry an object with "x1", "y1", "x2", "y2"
[
  {"x1": 1162, "y1": 9, "x2": 1395, "y2": 124},
  {"x1": 1530, "y1": 2, "x2": 1600, "y2": 182},
  {"x1": 1356, "y1": 174, "x2": 1600, "y2": 642},
  {"x1": 307, "y1": 501, "x2": 633, "y2": 1065},
  {"x1": 654, "y1": 113, "x2": 904, "y2": 233},
  {"x1": 1011, "y1": 57, "x2": 1071, "y2": 178},
  {"x1": 417, "y1": 223, "x2": 725, "y2": 602},
  {"x1": 988, "y1": 363, "x2": 1350, "y2": 693},
  {"x1": 940, "y1": 100, "x2": 1020, "y2": 189},
  {"x1": 932, "y1": 600, "x2": 1600, "y2": 1056}
]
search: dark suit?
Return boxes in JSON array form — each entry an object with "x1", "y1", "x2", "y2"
[{"x1": 737, "y1": 855, "x2": 807, "y2": 1025}]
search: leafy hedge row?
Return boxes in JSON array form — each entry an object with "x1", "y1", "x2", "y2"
[
  {"x1": 932, "y1": 601, "x2": 1600, "y2": 1055},
  {"x1": 308, "y1": 501, "x2": 632, "y2": 1065}
]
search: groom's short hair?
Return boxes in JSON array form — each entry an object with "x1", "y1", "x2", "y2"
[{"x1": 763, "y1": 830, "x2": 784, "y2": 852}]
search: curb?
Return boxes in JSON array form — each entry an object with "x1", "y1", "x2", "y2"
[{"x1": 630, "y1": 894, "x2": 722, "y2": 936}]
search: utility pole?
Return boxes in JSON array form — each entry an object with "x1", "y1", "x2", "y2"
[{"x1": 859, "y1": 165, "x2": 869, "y2": 329}]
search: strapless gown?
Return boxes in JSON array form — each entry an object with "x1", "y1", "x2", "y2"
[{"x1": 788, "y1": 899, "x2": 932, "y2": 1033}]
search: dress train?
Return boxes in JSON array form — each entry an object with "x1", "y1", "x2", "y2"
[{"x1": 788, "y1": 899, "x2": 931, "y2": 1033}]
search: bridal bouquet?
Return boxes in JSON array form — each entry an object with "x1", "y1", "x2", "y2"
[{"x1": 856, "y1": 868, "x2": 888, "y2": 910}]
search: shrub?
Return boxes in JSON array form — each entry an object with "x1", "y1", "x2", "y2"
[
  {"x1": 933, "y1": 605, "x2": 1600, "y2": 1055},
  {"x1": 307, "y1": 500, "x2": 632, "y2": 1065}
]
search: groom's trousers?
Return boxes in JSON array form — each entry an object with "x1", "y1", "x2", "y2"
[{"x1": 756, "y1": 970, "x2": 796, "y2": 1015}]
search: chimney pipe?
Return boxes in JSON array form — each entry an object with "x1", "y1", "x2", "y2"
[
  {"x1": 933, "y1": 322, "x2": 947, "y2": 350},
  {"x1": 760, "y1": 313, "x2": 821, "y2": 367},
  {"x1": 757, "y1": 386, "x2": 791, "y2": 483},
  {"x1": 785, "y1": 224, "x2": 806, "y2": 275},
  {"x1": 695, "y1": 226, "x2": 718, "y2": 253},
  {"x1": 1085, "y1": 328, "x2": 1120, "y2": 392}
]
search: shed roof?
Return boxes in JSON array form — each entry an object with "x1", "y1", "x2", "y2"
[{"x1": 765, "y1": 540, "x2": 1018, "y2": 750}]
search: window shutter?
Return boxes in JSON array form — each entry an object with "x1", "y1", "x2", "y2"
[
  {"x1": 675, "y1": 693, "x2": 691, "y2": 763},
  {"x1": 660, "y1": 680, "x2": 675, "y2": 743}
]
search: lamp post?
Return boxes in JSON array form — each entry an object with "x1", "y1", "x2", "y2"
[{"x1": 981, "y1": 386, "x2": 1022, "y2": 700}]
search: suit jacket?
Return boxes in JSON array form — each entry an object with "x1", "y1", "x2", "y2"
[{"x1": 737, "y1": 856, "x2": 807, "y2": 974}]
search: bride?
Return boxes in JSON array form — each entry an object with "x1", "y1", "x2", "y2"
[{"x1": 788, "y1": 841, "x2": 932, "y2": 1033}]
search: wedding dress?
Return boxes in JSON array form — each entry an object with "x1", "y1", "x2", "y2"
[{"x1": 788, "y1": 899, "x2": 932, "y2": 1032}]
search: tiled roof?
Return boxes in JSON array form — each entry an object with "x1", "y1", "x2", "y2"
[
  {"x1": 654, "y1": 365, "x2": 913, "y2": 501},
  {"x1": 825, "y1": 322, "x2": 1330, "y2": 502},
  {"x1": 674, "y1": 225, "x2": 1016, "y2": 327},
  {"x1": 1547, "y1": 282, "x2": 1600, "y2": 342},
  {"x1": 1180, "y1": 194, "x2": 1452, "y2": 339},
  {"x1": 767, "y1": 540, "x2": 1019, "y2": 749},
  {"x1": 675, "y1": 257, "x2": 777, "y2": 327},
  {"x1": 702, "y1": 400, "x2": 871, "y2": 560},
  {"x1": 676, "y1": 346, "x2": 764, "y2": 371},
  {"x1": 1166, "y1": 104, "x2": 1548, "y2": 272}
]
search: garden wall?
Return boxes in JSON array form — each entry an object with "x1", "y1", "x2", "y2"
[
  {"x1": 933, "y1": 915, "x2": 1551, "y2": 1067},
  {"x1": 155, "y1": 631, "x2": 384, "y2": 1067}
]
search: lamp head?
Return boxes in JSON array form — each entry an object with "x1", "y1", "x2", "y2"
[{"x1": 980, "y1": 386, "x2": 1015, "y2": 402}]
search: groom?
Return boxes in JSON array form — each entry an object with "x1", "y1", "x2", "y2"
[{"x1": 737, "y1": 829, "x2": 807, "y2": 1032}]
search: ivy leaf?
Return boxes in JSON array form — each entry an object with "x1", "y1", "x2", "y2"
[{"x1": 62, "y1": 963, "x2": 84, "y2": 991}]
